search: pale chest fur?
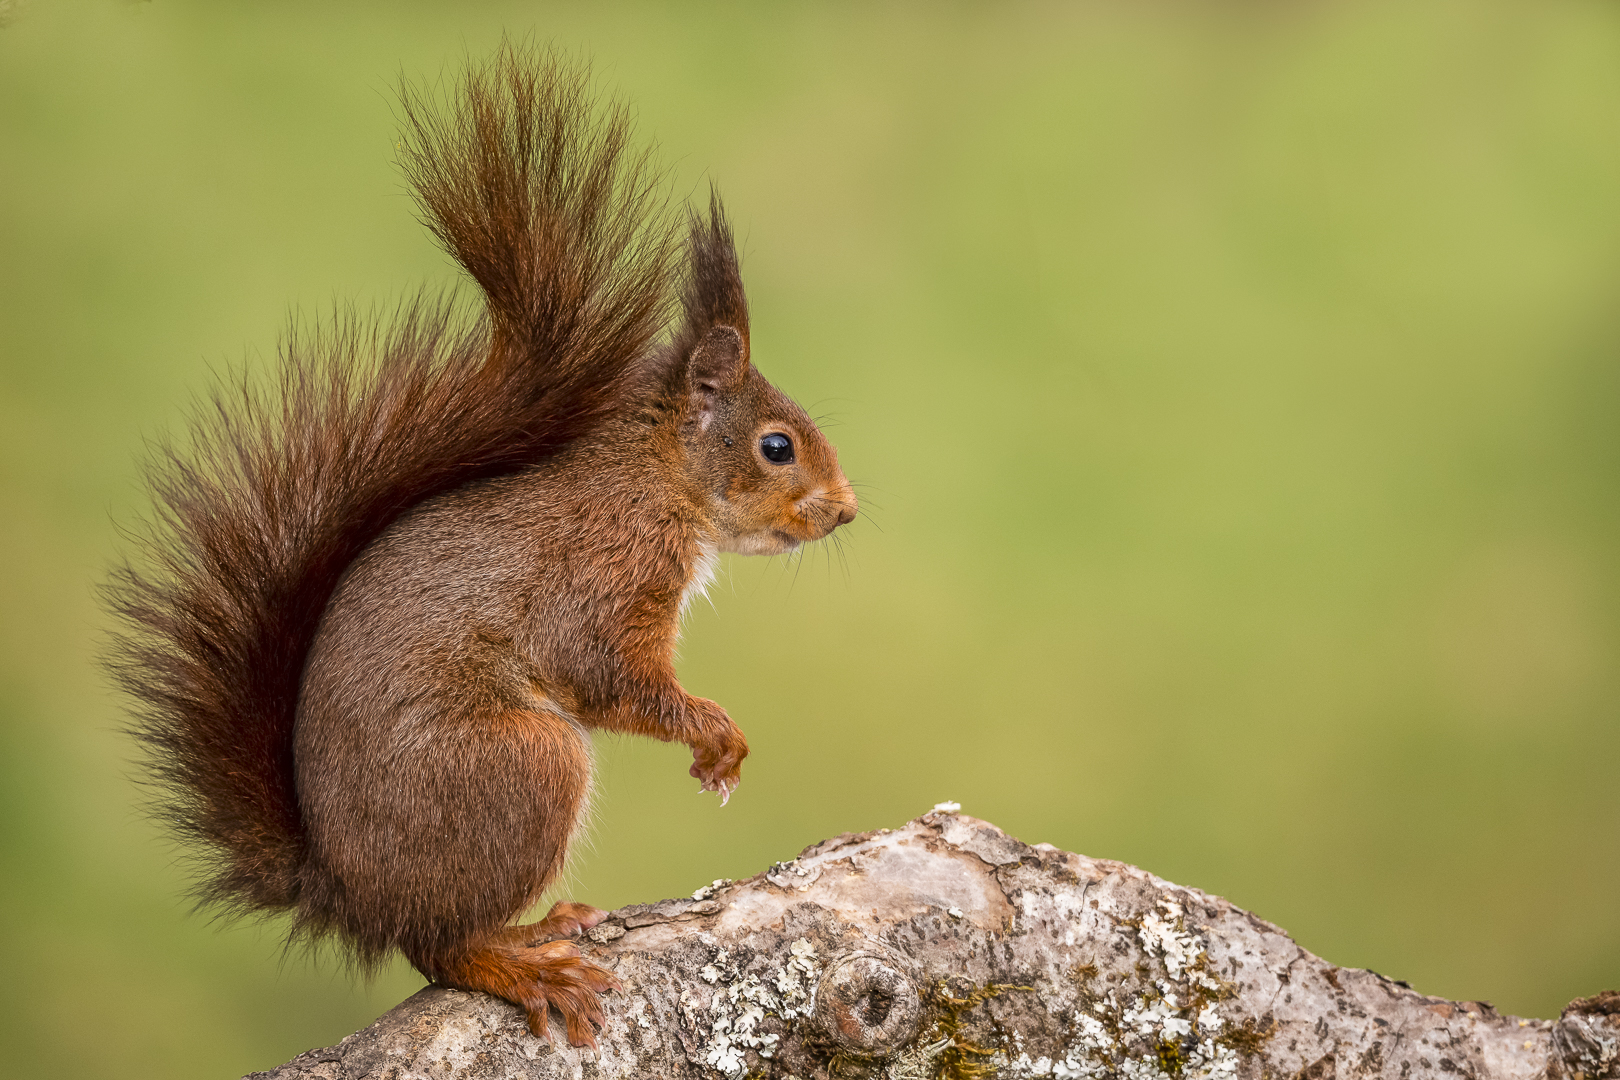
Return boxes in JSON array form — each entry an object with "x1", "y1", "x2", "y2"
[{"x1": 678, "y1": 539, "x2": 721, "y2": 621}]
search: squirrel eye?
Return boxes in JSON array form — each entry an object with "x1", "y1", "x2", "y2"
[{"x1": 759, "y1": 433, "x2": 794, "y2": 464}]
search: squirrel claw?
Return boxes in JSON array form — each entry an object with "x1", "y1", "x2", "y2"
[{"x1": 696, "y1": 775, "x2": 739, "y2": 805}]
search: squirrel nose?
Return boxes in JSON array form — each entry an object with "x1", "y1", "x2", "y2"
[{"x1": 800, "y1": 485, "x2": 858, "y2": 532}]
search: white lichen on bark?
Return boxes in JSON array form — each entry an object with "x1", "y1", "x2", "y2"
[
  {"x1": 687, "y1": 935, "x2": 822, "y2": 1075},
  {"x1": 1000, "y1": 895, "x2": 1241, "y2": 1079}
]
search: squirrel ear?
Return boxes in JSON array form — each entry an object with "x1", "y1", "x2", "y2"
[{"x1": 688, "y1": 325, "x2": 746, "y2": 427}]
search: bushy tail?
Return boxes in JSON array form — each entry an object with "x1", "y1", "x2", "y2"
[{"x1": 105, "y1": 44, "x2": 681, "y2": 918}]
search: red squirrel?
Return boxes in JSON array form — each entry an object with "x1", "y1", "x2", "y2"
[{"x1": 106, "y1": 46, "x2": 857, "y2": 1047}]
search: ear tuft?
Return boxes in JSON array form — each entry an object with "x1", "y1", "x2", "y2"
[{"x1": 671, "y1": 188, "x2": 749, "y2": 365}]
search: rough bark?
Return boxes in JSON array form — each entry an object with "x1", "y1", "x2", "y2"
[{"x1": 251, "y1": 808, "x2": 1618, "y2": 1080}]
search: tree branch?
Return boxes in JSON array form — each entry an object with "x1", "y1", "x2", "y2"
[{"x1": 251, "y1": 809, "x2": 1618, "y2": 1080}]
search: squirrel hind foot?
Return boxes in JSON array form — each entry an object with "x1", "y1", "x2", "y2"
[
  {"x1": 430, "y1": 937, "x2": 621, "y2": 1048},
  {"x1": 529, "y1": 901, "x2": 609, "y2": 940},
  {"x1": 474, "y1": 902, "x2": 608, "y2": 950}
]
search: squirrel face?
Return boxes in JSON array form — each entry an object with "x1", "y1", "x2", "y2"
[{"x1": 680, "y1": 326, "x2": 857, "y2": 555}]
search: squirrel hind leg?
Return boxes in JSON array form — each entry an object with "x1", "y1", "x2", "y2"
[
  {"x1": 423, "y1": 937, "x2": 621, "y2": 1047},
  {"x1": 295, "y1": 688, "x2": 596, "y2": 968}
]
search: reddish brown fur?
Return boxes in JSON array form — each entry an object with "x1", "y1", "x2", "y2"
[
  {"x1": 430, "y1": 937, "x2": 621, "y2": 1046},
  {"x1": 105, "y1": 42, "x2": 856, "y2": 1045}
]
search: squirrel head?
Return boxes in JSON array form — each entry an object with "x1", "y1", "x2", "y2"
[{"x1": 664, "y1": 196, "x2": 857, "y2": 556}]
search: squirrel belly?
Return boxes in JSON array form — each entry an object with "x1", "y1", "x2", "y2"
[{"x1": 109, "y1": 44, "x2": 857, "y2": 1049}]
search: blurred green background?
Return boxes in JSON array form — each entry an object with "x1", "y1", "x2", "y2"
[{"x1": 3, "y1": 0, "x2": 1619, "y2": 1075}]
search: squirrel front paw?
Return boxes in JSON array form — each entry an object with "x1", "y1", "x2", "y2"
[{"x1": 685, "y1": 698, "x2": 748, "y2": 804}]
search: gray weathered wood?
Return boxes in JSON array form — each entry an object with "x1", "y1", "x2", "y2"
[{"x1": 250, "y1": 808, "x2": 1617, "y2": 1080}]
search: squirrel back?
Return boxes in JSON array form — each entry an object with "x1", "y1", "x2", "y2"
[{"x1": 107, "y1": 49, "x2": 683, "y2": 917}]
